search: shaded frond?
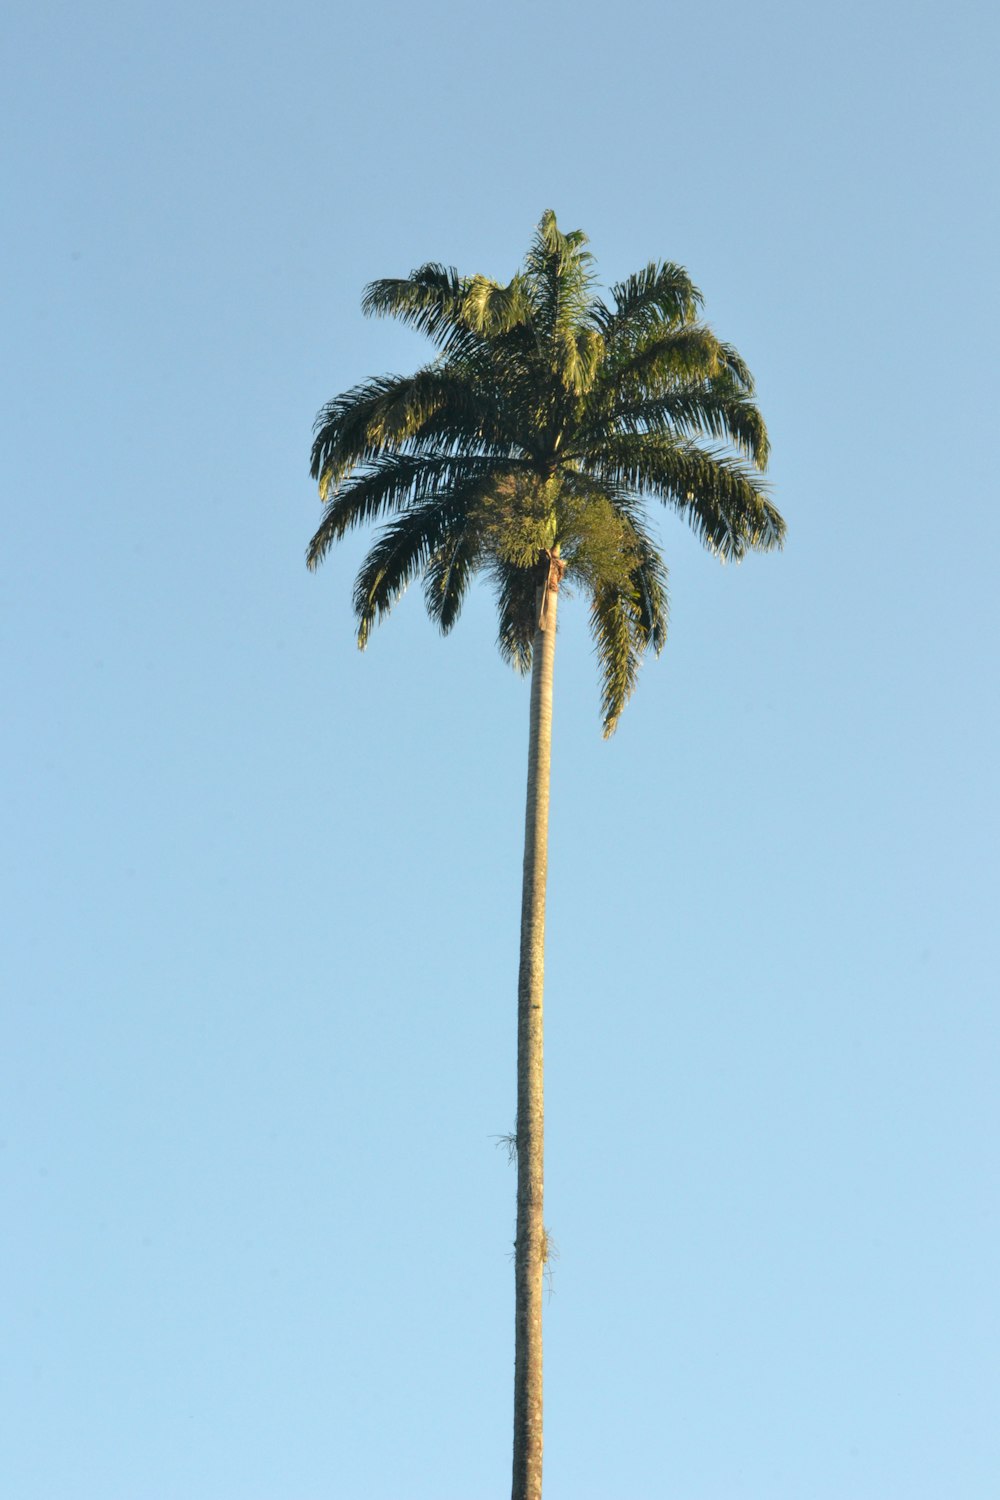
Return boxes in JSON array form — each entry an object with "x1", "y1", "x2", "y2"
[
  {"x1": 492, "y1": 559, "x2": 539, "y2": 673},
  {"x1": 590, "y1": 582, "x2": 643, "y2": 738},
  {"x1": 716, "y1": 341, "x2": 755, "y2": 394},
  {"x1": 311, "y1": 367, "x2": 515, "y2": 495},
  {"x1": 352, "y1": 499, "x2": 470, "y2": 648},
  {"x1": 585, "y1": 386, "x2": 769, "y2": 468},
  {"x1": 306, "y1": 454, "x2": 529, "y2": 570},
  {"x1": 628, "y1": 526, "x2": 669, "y2": 655},
  {"x1": 584, "y1": 435, "x2": 784, "y2": 560},
  {"x1": 423, "y1": 520, "x2": 483, "y2": 633}
]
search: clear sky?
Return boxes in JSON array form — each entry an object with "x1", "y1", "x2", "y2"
[{"x1": 3, "y1": 1, "x2": 998, "y2": 1496}]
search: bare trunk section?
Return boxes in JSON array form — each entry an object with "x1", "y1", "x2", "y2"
[{"x1": 511, "y1": 550, "x2": 563, "y2": 1500}]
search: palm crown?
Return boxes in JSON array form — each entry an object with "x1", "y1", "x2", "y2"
[{"x1": 309, "y1": 211, "x2": 784, "y2": 734}]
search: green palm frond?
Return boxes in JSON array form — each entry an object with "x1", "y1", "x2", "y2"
[
  {"x1": 589, "y1": 581, "x2": 644, "y2": 738},
  {"x1": 311, "y1": 367, "x2": 513, "y2": 495},
  {"x1": 352, "y1": 498, "x2": 471, "y2": 648},
  {"x1": 492, "y1": 559, "x2": 540, "y2": 673},
  {"x1": 423, "y1": 519, "x2": 483, "y2": 633},
  {"x1": 361, "y1": 263, "x2": 467, "y2": 344},
  {"x1": 598, "y1": 324, "x2": 738, "y2": 393},
  {"x1": 627, "y1": 525, "x2": 669, "y2": 655},
  {"x1": 591, "y1": 261, "x2": 702, "y2": 340},
  {"x1": 523, "y1": 211, "x2": 596, "y2": 359},
  {"x1": 716, "y1": 342, "x2": 755, "y2": 394},
  {"x1": 306, "y1": 453, "x2": 530, "y2": 570},
  {"x1": 584, "y1": 385, "x2": 769, "y2": 468},
  {"x1": 553, "y1": 324, "x2": 604, "y2": 395},
  {"x1": 584, "y1": 434, "x2": 784, "y2": 560},
  {"x1": 460, "y1": 273, "x2": 535, "y2": 337}
]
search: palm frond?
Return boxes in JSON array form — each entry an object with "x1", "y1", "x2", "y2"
[
  {"x1": 361, "y1": 263, "x2": 467, "y2": 345},
  {"x1": 584, "y1": 435, "x2": 784, "y2": 560},
  {"x1": 583, "y1": 386, "x2": 769, "y2": 468},
  {"x1": 492, "y1": 559, "x2": 539, "y2": 673},
  {"x1": 553, "y1": 325, "x2": 604, "y2": 395},
  {"x1": 306, "y1": 453, "x2": 529, "y2": 570},
  {"x1": 423, "y1": 520, "x2": 483, "y2": 633},
  {"x1": 352, "y1": 498, "x2": 470, "y2": 648},
  {"x1": 596, "y1": 324, "x2": 735, "y2": 396},
  {"x1": 591, "y1": 261, "x2": 702, "y2": 341},
  {"x1": 523, "y1": 211, "x2": 596, "y2": 353},
  {"x1": 628, "y1": 525, "x2": 669, "y2": 655},
  {"x1": 589, "y1": 581, "x2": 643, "y2": 738},
  {"x1": 460, "y1": 273, "x2": 535, "y2": 337},
  {"x1": 311, "y1": 366, "x2": 517, "y2": 495},
  {"x1": 716, "y1": 342, "x2": 755, "y2": 394}
]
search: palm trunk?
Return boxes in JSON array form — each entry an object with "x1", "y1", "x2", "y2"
[{"x1": 511, "y1": 551, "x2": 563, "y2": 1500}]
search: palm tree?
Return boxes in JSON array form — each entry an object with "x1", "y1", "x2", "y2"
[{"x1": 307, "y1": 212, "x2": 784, "y2": 1500}]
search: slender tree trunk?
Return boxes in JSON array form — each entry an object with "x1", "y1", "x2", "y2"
[{"x1": 511, "y1": 551, "x2": 563, "y2": 1500}]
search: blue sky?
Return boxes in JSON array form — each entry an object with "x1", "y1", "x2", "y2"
[{"x1": 3, "y1": 1, "x2": 998, "y2": 1496}]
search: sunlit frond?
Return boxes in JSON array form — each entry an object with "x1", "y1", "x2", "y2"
[
  {"x1": 591, "y1": 261, "x2": 702, "y2": 341},
  {"x1": 361, "y1": 263, "x2": 467, "y2": 346},
  {"x1": 597, "y1": 324, "x2": 735, "y2": 394},
  {"x1": 523, "y1": 210, "x2": 596, "y2": 352},
  {"x1": 460, "y1": 274, "x2": 535, "y2": 337}
]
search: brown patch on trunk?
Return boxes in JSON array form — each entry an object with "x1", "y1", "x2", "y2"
[{"x1": 536, "y1": 548, "x2": 566, "y2": 631}]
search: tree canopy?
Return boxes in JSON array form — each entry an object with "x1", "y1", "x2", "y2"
[{"x1": 309, "y1": 211, "x2": 783, "y2": 734}]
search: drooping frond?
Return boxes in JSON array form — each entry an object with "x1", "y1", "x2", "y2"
[
  {"x1": 586, "y1": 524, "x2": 670, "y2": 737},
  {"x1": 555, "y1": 325, "x2": 605, "y2": 396},
  {"x1": 460, "y1": 274, "x2": 535, "y2": 337},
  {"x1": 311, "y1": 367, "x2": 516, "y2": 496},
  {"x1": 715, "y1": 342, "x2": 755, "y2": 394},
  {"x1": 423, "y1": 518, "x2": 483, "y2": 633},
  {"x1": 591, "y1": 261, "x2": 702, "y2": 341},
  {"x1": 582, "y1": 382, "x2": 770, "y2": 468},
  {"x1": 492, "y1": 559, "x2": 540, "y2": 674},
  {"x1": 352, "y1": 498, "x2": 473, "y2": 648},
  {"x1": 306, "y1": 453, "x2": 530, "y2": 570},
  {"x1": 626, "y1": 523, "x2": 669, "y2": 656},
  {"x1": 589, "y1": 580, "x2": 643, "y2": 738},
  {"x1": 361, "y1": 263, "x2": 467, "y2": 345},
  {"x1": 597, "y1": 324, "x2": 741, "y2": 395},
  {"x1": 545, "y1": 472, "x2": 669, "y2": 735},
  {"x1": 583, "y1": 434, "x2": 784, "y2": 560}
]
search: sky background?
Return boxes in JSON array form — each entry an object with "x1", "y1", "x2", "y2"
[{"x1": 3, "y1": 1, "x2": 998, "y2": 1496}]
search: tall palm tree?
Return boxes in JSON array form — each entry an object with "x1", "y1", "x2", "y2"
[{"x1": 307, "y1": 212, "x2": 784, "y2": 1500}]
